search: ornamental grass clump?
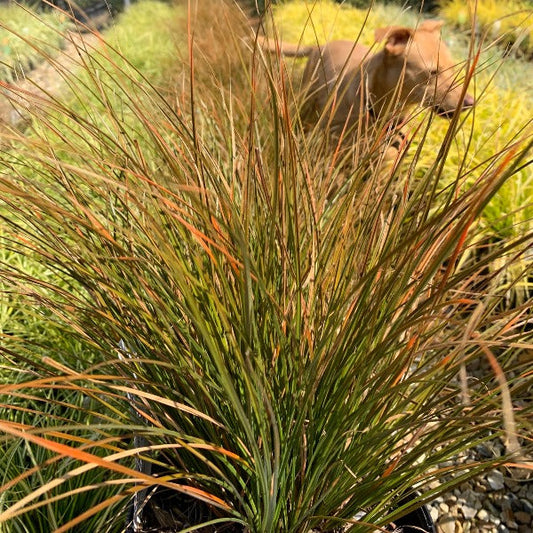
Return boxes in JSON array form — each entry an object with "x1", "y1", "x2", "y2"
[{"x1": 0, "y1": 1, "x2": 532, "y2": 531}]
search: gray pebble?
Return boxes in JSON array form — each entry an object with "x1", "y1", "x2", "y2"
[
  {"x1": 484, "y1": 500, "x2": 500, "y2": 516},
  {"x1": 519, "y1": 498, "x2": 533, "y2": 515},
  {"x1": 508, "y1": 494, "x2": 522, "y2": 512},
  {"x1": 461, "y1": 505, "x2": 477, "y2": 520},
  {"x1": 475, "y1": 444, "x2": 494, "y2": 459},
  {"x1": 487, "y1": 471, "x2": 505, "y2": 491}
]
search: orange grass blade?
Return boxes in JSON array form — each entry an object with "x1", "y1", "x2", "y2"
[{"x1": 0, "y1": 420, "x2": 231, "y2": 522}]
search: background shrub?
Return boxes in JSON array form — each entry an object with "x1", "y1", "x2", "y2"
[
  {"x1": 0, "y1": 4, "x2": 70, "y2": 82},
  {"x1": 440, "y1": 0, "x2": 533, "y2": 56}
]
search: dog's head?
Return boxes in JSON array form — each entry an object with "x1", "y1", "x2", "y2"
[{"x1": 375, "y1": 21, "x2": 474, "y2": 117}]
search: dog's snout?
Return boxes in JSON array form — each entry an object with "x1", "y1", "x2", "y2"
[
  {"x1": 436, "y1": 92, "x2": 475, "y2": 118},
  {"x1": 463, "y1": 93, "x2": 475, "y2": 109}
]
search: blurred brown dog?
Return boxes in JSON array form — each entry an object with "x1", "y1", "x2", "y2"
[{"x1": 259, "y1": 21, "x2": 474, "y2": 145}]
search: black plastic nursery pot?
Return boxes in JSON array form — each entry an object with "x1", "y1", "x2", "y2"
[
  {"x1": 125, "y1": 487, "x2": 437, "y2": 533},
  {"x1": 387, "y1": 491, "x2": 436, "y2": 533},
  {"x1": 389, "y1": 505, "x2": 436, "y2": 533}
]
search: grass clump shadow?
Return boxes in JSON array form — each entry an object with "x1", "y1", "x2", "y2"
[{"x1": 0, "y1": 0, "x2": 532, "y2": 531}]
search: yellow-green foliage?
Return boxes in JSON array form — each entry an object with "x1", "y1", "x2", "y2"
[
  {"x1": 417, "y1": 60, "x2": 533, "y2": 239},
  {"x1": 440, "y1": 0, "x2": 533, "y2": 55},
  {"x1": 56, "y1": 1, "x2": 184, "y2": 131},
  {"x1": 104, "y1": 0, "x2": 183, "y2": 79},
  {"x1": 0, "y1": 4, "x2": 71, "y2": 82},
  {"x1": 267, "y1": 0, "x2": 419, "y2": 46}
]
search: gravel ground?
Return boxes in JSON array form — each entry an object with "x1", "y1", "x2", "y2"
[
  {"x1": 428, "y1": 355, "x2": 532, "y2": 533},
  {"x1": 429, "y1": 448, "x2": 532, "y2": 533}
]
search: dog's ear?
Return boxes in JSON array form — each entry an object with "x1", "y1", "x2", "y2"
[
  {"x1": 375, "y1": 26, "x2": 413, "y2": 56},
  {"x1": 418, "y1": 20, "x2": 445, "y2": 33}
]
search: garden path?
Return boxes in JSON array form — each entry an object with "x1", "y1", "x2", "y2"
[{"x1": 0, "y1": 24, "x2": 106, "y2": 131}]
